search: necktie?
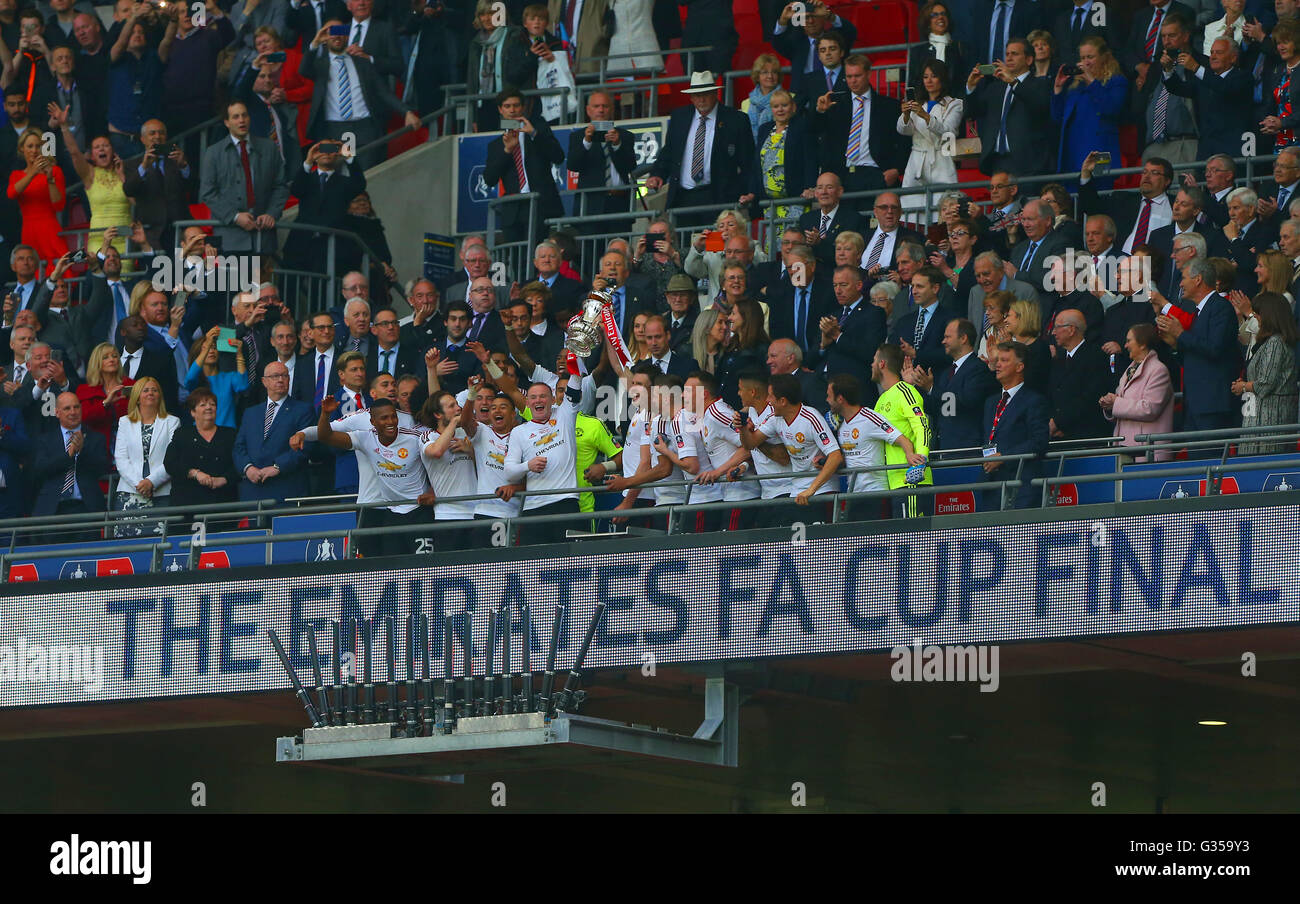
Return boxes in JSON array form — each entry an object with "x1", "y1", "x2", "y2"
[
  {"x1": 1151, "y1": 82, "x2": 1168, "y2": 143},
  {"x1": 112, "y1": 283, "x2": 128, "y2": 324},
  {"x1": 991, "y1": 2, "x2": 1007, "y2": 63},
  {"x1": 1133, "y1": 198, "x2": 1153, "y2": 247},
  {"x1": 690, "y1": 113, "x2": 706, "y2": 183},
  {"x1": 315, "y1": 353, "x2": 327, "y2": 406},
  {"x1": 654, "y1": 358, "x2": 666, "y2": 373},
  {"x1": 12, "y1": 364, "x2": 24, "y2": 383},
  {"x1": 826, "y1": 69, "x2": 834, "y2": 92},
  {"x1": 613, "y1": 288, "x2": 625, "y2": 326},
  {"x1": 1144, "y1": 9, "x2": 1164, "y2": 62},
  {"x1": 238, "y1": 140, "x2": 255, "y2": 209},
  {"x1": 355, "y1": 392, "x2": 363, "y2": 410},
  {"x1": 264, "y1": 400, "x2": 277, "y2": 437},
  {"x1": 1021, "y1": 240, "x2": 1039, "y2": 273},
  {"x1": 471, "y1": 312, "x2": 484, "y2": 339},
  {"x1": 321, "y1": 171, "x2": 329, "y2": 192},
  {"x1": 351, "y1": 22, "x2": 362, "y2": 46},
  {"x1": 381, "y1": 349, "x2": 392, "y2": 374},
  {"x1": 819, "y1": 213, "x2": 830, "y2": 238},
  {"x1": 336, "y1": 55, "x2": 353, "y2": 120},
  {"x1": 1281, "y1": 186, "x2": 1292, "y2": 212},
  {"x1": 795, "y1": 288, "x2": 807, "y2": 348},
  {"x1": 243, "y1": 332, "x2": 260, "y2": 373},
  {"x1": 62, "y1": 432, "x2": 77, "y2": 496},
  {"x1": 948, "y1": 362, "x2": 958, "y2": 380},
  {"x1": 848, "y1": 96, "x2": 865, "y2": 165},
  {"x1": 989, "y1": 391, "x2": 1010, "y2": 442},
  {"x1": 997, "y1": 83, "x2": 1012, "y2": 153},
  {"x1": 348, "y1": 336, "x2": 361, "y2": 351},
  {"x1": 839, "y1": 303, "x2": 852, "y2": 326},
  {"x1": 1072, "y1": 7, "x2": 1084, "y2": 42},
  {"x1": 265, "y1": 101, "x2": 281, "y2": 155},
  {"x1": 913, "y1": 306, "x2": 927, "y2": 346},
  {"x1": 123, "y1": 351, "x2": 136, "y2": 379},
  {"x1": 864, "y1": 232, "x2": 885, "y2": 270},
  {"x1": 313, "y1": 1, "x2": 323, "y2": 30},
  {"x1": 512, "y1": 140, "x2": 527, "y2": 191}
]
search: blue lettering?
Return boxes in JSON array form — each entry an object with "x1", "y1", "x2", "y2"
[
  {"x1": 1237, "y1": 521, "x2": 1279, "y2": 607},
  {"x1": 538, "y1": 565, "x2": 593, "y2": 651},
  {"x1": 289, "y1": 584, "x2": 332, "y2": 669},
  {"x1": 425, "y1": 576, "x2": 477, "y2": 660},
  {"x1": 758, "y1": 553, "x2": 813, "y2": 636},
  {"x1": 1035, "y1": 532, "x2": 1081, "y2": 617},
  {"x1": 718, "y1": 555, "x2": 760, "y2": 640},
  {"x1": 596, "y1": 563, "x2": 640, "y2": 647},
  {"x1": 644, "y1": 559, "x2": 688, "y2": 645},
  {"x1": 897, "y1": 542, "x2": 948, "y2": 629},
  {"x1": 843, "y1": 544, "x2": 889, "y2": 631},
  {"x1": 161, "y1": 594, "x2": 209, "y2": 678},
  {"x1": 1172, "y1": 523, "x2": 1228, "y2": 608},
  {"x1": 1110, "y1": 527, "x2": 1163, "y2": 612},
  {"x1": 107, "y1": 596, "x2": 156, "y2": 680},
  {"x1": 959, "y1": 537, "x2": 1005, "y2": 622},
  {"x1": 220, "y1": 590, "x2": 261, "y2": 673}
]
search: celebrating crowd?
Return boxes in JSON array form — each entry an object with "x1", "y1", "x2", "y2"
[{"x1": 4, "y1": 0, "x2": 1300, "y2": 556}]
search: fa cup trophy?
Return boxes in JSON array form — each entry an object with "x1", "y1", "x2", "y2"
[{"x1": 565, "y1": 287, "x2": 613, "y2": 357}]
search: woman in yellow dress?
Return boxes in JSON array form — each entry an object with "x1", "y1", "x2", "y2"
[{"x1": 49, "y1": 102, "x2": 132, "y2": 259}]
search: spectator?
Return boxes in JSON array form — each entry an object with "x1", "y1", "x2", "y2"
[
  {"x1": 835, "y1": 230, "x2": 867, "y2": 280},
  {"x1": 116, "y1": 313, "x2": 179, "y2": 413},
  {"x1": 566, "y1": 90, "x2": 636, "y2": 226},
  {"x1": 482, "y1": 88, "x2": 566, "y2": 246},
  {"x1": 1135, "y1": 10, "x2": 1200, "y2": 165},
  {"x1": 812, "y1": 53, "x2": 908, "y2": 199},
  {"x1": 233, "y1": 360, "x2": 313, "y2": 501},
  {"x1": 77, "y1": 342, "x2": 133, "y2": 451},
  {"x1": 122, "y1": 119, "x2": 195, "y2": 249},
  {"x1": 1038, "y1": 183, "x2": 1083, "y2": 248},
  {"x1": 49, "y1": 108, "x2": 129, "y2": 257},
  {"x1": 795, "y1": 28, "x2": 846, "y2": 116},
  {"x1": 1100, "y1": 322, "x2": 1173, "y2": 460},
  {"x1": 897, "y1": 61, "x2": 962, "y2": 226},
  {"x1": 298, "y1": 316, "x2": 314, "y2": 356},
  {"x1": 798, "y1": 172, "x2": 861, "y2": 269},
  {"x1": 645, "y1": 72, "x2": 758, "y2": 227},
  {"x1": 965, "y1": 38, "x2": 1052, "y2": 177},
  {"x1": 160, "y1": 1, "x2": 236, "y2": 144},
  {"x1": 428, "y1": 300, "x2": 484, "y2": 397},
  {"x1": 1046, "y1": 307, "x2": 1112, "y2": 441},
  {"x1": 912, "y1": 317, "x2": 998, "y2": 452},
  {"x1": 292, "y1": 309, "x2": 339, "y2": 407},
  {"x1": 591, "y1": 248, "x2": 653, "y2": 337},
  {"x1": 1101, "y1": 255, "x2": 1159, "y2": 378},
  {"x1": 228, "y1": 0, "x2": 291, "y2": 87},
  {"x1": 367, "y1": 307, "x2": 420, "y2": 376},
  {"x1": 1051, "y1": 37, "x2": 1126, "y2": 185},
  {"x1": 199, "y1": 101, "x2": 291, "y2": 254},
  {"x1": 164, "y1": 386, "x2": 238, "y2": 514},
  {"x1": 1258, "y1": 148, "x2": 1300, "y2": 236},
  {"x1": 11, "y1": 9, "x2": 58, "y2": 125},
  {"x1": 1026, "y1": 27, "x2": 1057, "y2": 80},
  {"x1": 631, "y1": 218, "x2": 684, "y2": 303},
  {"x1": 1004, "y1": 297, "x2": 1050, "y2": 394},
  {"x1": 772, "y1": 0, "x2": 857, "y2": 86},
  {"x1": 338, "y1": 190, "x2": 398, "y2": 300},
  {"x1": 982, "y1": 340, "x2": 1050, "y2": 509},
  {"x1": 684, "y1": 210, "x2": 765, "y2": 302},
  {"x1": 1163, "y1": 36, "x2": 1253, "y2": 163},
  {"x1": 467, "y1": 0, "x2": 533, "y2": 131},
  {"x1": 624, "y1": 309, "x2": 651, "y2": 362},
  {"x1": 743, "y1": 53, "x2": 785, "y2": 140},
  {"x1": 607, "y1": 0, "x2": 662, "y2": 79},
  {"x1": 1235, "y1": 292, "x2": 1299, "y2": 452},
  {"x1": 639, "y1": 313, "x2": 696, "y2": 376},
  {"x1": 911, "y1": 2, "x2": 969, "y2": 87},
  {"x1": 932, "y1": 217, "x2": 979, "y2": 303},
  {"x1": 1157, "y1": 257, "x2": 1240, "y2": 432},
  {"x1": 890, "y1": 266, "x2": 955, "y2": 375},
  {"x1": 107, "y1": 9, "x2": 163, "y2": 159},
  {"x1": 46, "y1": 45, "x2": 92, "y2": 166},
  {"x1": 769, "y1": 245, "x2": 831, "y2": 357},
  {"x1": 28, "y1": 253, "x2": 102, "y2": 372},
  {"x1": 404, "y1": 0, "x2": 462, "y2": 121},
  {"x1": 869, "y1": 279, "x2": 900, "y2": 325},
  {"x1": 284, "y1": 141, "x2": 366, "y2": 276},
  {"x1": 71, "y1": 13, "x2": 109, "y2": 132},
  {"x1": 30, "y1": 391, "x2": 109, "y2": 524},
  {"x1": 1222, "y1": 187, "x2": 1278, "y2": 292},
  {"x1": 1203, "y1": 0, "x2": 1248, "y2": 55},
  {"x1": 185, "y1": 327, "x2": 249, "y2": 428},
  {"x1": 232, "y1": 54, "x2": 301, "y2": 171},
  {"x1": 8, "y1": 129, "x2": 66, "y2": 273},
  {"x1": 515, "y1": 283, "x2": 563, "y2": 365},
  {"x1": 692, "y1": 307, "x2": 726, "y2": 375},
  {"x1": 1262, "y1": 21, "x2": 1300, "y2": 154},
  {"x1": 716, "y1": 261, "x2": 751, "y2": 314},
  {"x1": 112, "y1": 376, "x2": 179, "y2": 536},
  {"x1": 715, "y1": 297, "x2": 768, "y2": 408},
  {"x1": 808, "y1": 265, "x2": 884, "y2": 390},
  {"x1": 860, "y1": 192, "x2": 926, "y2": 281}
]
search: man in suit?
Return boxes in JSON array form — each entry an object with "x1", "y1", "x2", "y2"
[
  {"x1": 1222, "y1": 187, "x2": 1278, "y2": 291},
  {"x1": 1041, "y1": 258, "x2": 1106, "y2": 345},
  {"x1": 806, "y1": 265, "x2": 887, "y2": 389},
  {"x1": 401, "y1": 278, "x2": 444, "y2": 352},
  {"x1": 482, "y1": 88, "x2": 566, "y2": 246},
  {"x1": 983, "y1": 340, "x2": 1050, "y2": 509},
  {"x1": 752, "y1": 228, "x2": 805, "y2": 299},
  {"x1": 884, "y1": 242, "x2": 959, "y2": 329},
  {"x1": 1157, "y1": 257, "x2": 1240, "y2": 432},
  {"x1": 335, "y1": 296, "x2": 373, "y2": 358},
  {"x1": 444, "y1": 243, "x2": 512, "y2": 310},
  {"x1": 293, "y1": 310, "x2": 342, "y2": 407},
  {"x1": 645, "y1": 72, "x2": 758, "y2": 227},
  {"x1": 810, "y1": 53, "x2": 908, "y2": 197},
  {"x1": 342, "y1": 0, "x2": 402, "y2": 77},
  {"x1": 964, "y1": 39, "x2": 1052, "y2": 177},
  {"x1": 771, "y1": 0, "x2": 858, "y2": 85},
  {"x1": 912, "y1": 318, "x2": 999, "y2": 453},
  {"x1": 860, "y1": 192, "x2": 926, "y2": 280},
  {"x1": 431, "y1": 300, "x2": 484, "y2": 396},
  {"x1": 1081, "y1": 213, "x2": 1128, "y2": 278},
  {"x1": 1123, "y1": 0, "x2": 1197, "y2": 78},
  {"x1": 968, "y1": 250, "x2": 1040, "y2": 330},
  {"x1": 530, "y1": 240, "x2": 586, "y2": 314},
  {"x1": 1252, "y1": 147, "x2": 1300, "y2": 235},
  {"x1": 366, "y1": 308, "x2": 421, "y2": 378},
  {"x1": 0, "y1": 404, "x2": 26, "y2": 520},
  {"x1": 117, "y1": 315, "x2": 179, "y2": 414},
  {"x1": 122, "y1": 119, "x2": 196, "y2": 248},
  {"x1": 3, "y1": 341, "x2": 78, "y2": 434},
  {"x1": 290, "y1": 0, "x2": 348, "y2": 47},
  {"x1": 1008, "y1": 200, "x2": 1069, "y2": 303},
  {"x1": 890, "y1": 266, "x2": 955, "y2": 375},
  {"x1": 795, "y1": 29, "x2": 848, "y2": 114},
  {"x1": 1135, "y1": 14, "x2": 1203, "y2": 163},
  {"x1": 639, "y1": 315, "x2": 698, "y2": 377},
  {"x1": 1053, "y1": 0, "x2": 1117, "y2": 63},
  {"x1": 234, "y1": 360, "x2": 314, "y2": 502},
  {"x1": 284, "y1": 141, "x2": 366, "y2": 275},
  {"x1": 978, "y1": 0, "x2": 1046, "y2": 64},
  {"x1": 1196, "y1": 153, "x2": 1237, "y2": 228},
  {"x1": 300, "y1": 17, "x2": 419, "y2": 170},
  {"x1": 29, "y1": 392, "x2": 109, "y2": 530},
  {"x1": 798, "y1": 172, "x2": 863, "y2": 269},
  {"x1": 232, "y1": 59, "x2": 301, "y2": 171},
  {"x1": 766, "y1": 338, "x2": 830, "y2": 414},
  {"x1": 768, "y1": 246, "x2": 833, "y2": 356},
  {"x1": 27, "y1": 259, "x2": 103, "y2": 373},
  {"x1": 664, "y1": 274, "x2": 698, "y2": 354},
  {"x1": 566, "y1": 90, "x2": 636, "y2": 231},
  {"x1": 199, "y1": 101, "x2": 291, "y2": 254},
  {"x1": 1162, "y1": 36, "x2": 1254, "y2": 162},
  {"x1": 591, "y1": 249, "x2": 653, "y2": 339},
  {"x1": 1047, "y1": 308, "x2": 1113, "y2": 441},
  {"x1": 464, "y1": 279, "x2": 509, "y2": 354}
]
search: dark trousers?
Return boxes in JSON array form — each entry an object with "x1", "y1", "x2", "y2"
[
  {"x1": 360, "y1": 506, "x2": 432, "y2": 558},
  {"x1": 841, "y1": 165, "x2": 887, "y2": 218},
  {"x1": 578, "y1": 189, "x2": 634, "y2": 237},
  {"x1": 842, "y1": 496, "x2": 890, "y2": 523},
  {"x1": 892, "y1": 488, "x2": 934, "y2": 519},
  {"x1": 29, "y1": 499, "x2": 99, "y2": 546},
  {"x1": 523, "y1": 497, "x2": 581, "y2": 545},
  {"x1": 1184, "y1": 410, "x2": 1235, "y2": 458},
  {"x1": 322, "y1": 118, "x2": 384, "y2": 171},
  {"x1": 434, "y1": 516, "x2": 477, "y2": 551},
  {"x1": 672, "y1": 186, "x2": 723, "y2": 228}
]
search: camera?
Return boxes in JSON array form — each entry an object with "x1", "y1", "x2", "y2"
[
  {"x1": 1060, "y1": 64, "x2": 1080, "y2": 77},
  {"x1": 318, "y1": 141, "x2": 342, "y2": 154},
  {"x1": 328, "y1": 24, "x2": 350, "y2": 36},
  {"x1": 592, "y1": 120, "x2": 615, "y2": 132},
  {"x1": 68, "y1": 249, "x2": 88, "y2": 264},
  {"x1": 905, "y1": 87, "x2": 917, "y2": 102},
  {"x1": 977, "y1": 63, "x2": 996, "y2": 76},
  {"x1": 265, "y1": 51, "x2": 287, "y2": 63},
  {"x1": 651, "y1": 237, "x2": 667, "y2": 253},
  {"x1": 152, "y1": 142, "x2": 177, "y2": 156}
]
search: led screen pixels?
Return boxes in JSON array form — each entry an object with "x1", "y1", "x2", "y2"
[{"x1": 1, "y1": 504, "x2": 1297, "y2": 708}]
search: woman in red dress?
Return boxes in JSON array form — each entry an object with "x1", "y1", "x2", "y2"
[
  {"x1": 7, "y1": 128, "x2": 68, "y2": 275},
  {"x1": 77, "y1": 342, "x2": 134, "y2": 450}
]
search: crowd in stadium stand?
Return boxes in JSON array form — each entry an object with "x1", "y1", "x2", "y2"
[{"x1": 3, "y1": 0, "x2": 1300, "y2": 555}]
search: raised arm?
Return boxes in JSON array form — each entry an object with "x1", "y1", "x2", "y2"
[{"x1": 316, "y1": 396, "x2": 353, "y2": 449}]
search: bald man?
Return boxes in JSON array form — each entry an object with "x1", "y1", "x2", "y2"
[
  {"x1": 122, "y1": 118, "x2": 197, "y2": 247},
  {"x1": 1046, "y1": 308, "x2": 1112, "y2": 441},
  {"x1": 30, "y1": 392, "x2": 109, "y2": 533}
]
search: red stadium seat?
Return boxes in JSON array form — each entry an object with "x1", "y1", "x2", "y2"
[{"x1": 837, "y1": 0, "x2": 915, "y2": 47}]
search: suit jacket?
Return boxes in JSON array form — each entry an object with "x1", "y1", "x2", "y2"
[
  {"x1": 927, "y1": 351, "x2": 999, "y2": 452},
  {"x1": 811, "y1": 88, "x2": 909, "y2": 179},
  {"x1": 1041, "y1": 290, "x2": 1105, "y2": 345},
  {"x1": 122, "y1": 155, "x2": 198, "y2": 246},
  {"x1": 122, "y1": 345, "x2": 181, "y2": 414},
  {"x1": 350, "y1": 17, "x2": 404, "y2": 78},
  {"x1": 1163, "y1": 64, "x2": 1254, "y2": 161},
  {"x1": 483, "y1": 115, "x2": 567, "y2": 228},
  {"x1": 232, "y1": 395, "x2": 314, "y2": 501},
  {"x1": 1122, "y1": 1, "x2": 1196, "y2": 74},
  {"x1": 756, "y1": 114, "x2": 819, "y2": 202},
  {"x1": 767, "y1": 275, "x2": 834, "y2": 356},
  {"x1": 639, "y1": 350, "x2": 698, "y2": 379},
  {"x1": 860, "y1": 225, "x2": 927, "y2": 275},
  {"x1": 1105, "y1": 351, "x2": 1174, "y2": 456},
  {"x1": 432, "y1": 338, "x2": 484, "y2": 396},
  {"x1": 806, "y1": 299, "x2": 887, "y2": 388},
  {"x1": 1254, "y1": 178, "x2": 1300, "y2": 235},
  {"x1": 366, "y1": 341, "x2": 422, "y2": 378},
  {"x1": 29, "y1": 278, "x2": 112, "y2": 371},
  {"x1": 1146, "y1": 221, "x2": 1229, "y2": 263},
  {"x1": 298, "y1": 45, "x2": 411, "y2": 140},
  {"x1": 113, "y1": 413, "x2": 180, "y2": 497},
  {"x1": 1176, "y1": 293, "x2": 1240, "y2": 420},
  {"x1": 30, "y1": 426, "x2": 109, "y2": 516},
  {"x1": 198, "y1": 134, "x2": 291, "y2": 253},
  {"x1": 1202, "y1": 186, "x2": 1233, "y2": 229},
  {"x1": 1048, "y1": 340, "x2": 1113, "y2": 440},
  {"x1": 0, "y1": 406, "x2": 28, "y2": 517},
  {"x1": 907, "y1": 39, "x2": 969, "y2": 91},
  {"x1": 965, "y1": 72, "x2": 1053, "y2": 176},
  {"x1": 772, "y1": 16, "x2": 857, "y2": 84},
  {"x1": 231, "y1": 65, "x2": 303, "y2": 171},
  {"x1": 796, "y1": 63, "x2": 846, "y2": 116},
  {"x1": 890, "y1": 303, "x2": 954, "y2": 375},
  {"x1": 983, "y1": 382, "x2": 1050, "y2": 509},
  {"x1": 284, "y1": 163, "x2": 367, "y2": 263},
  {"x1": 291, "y1": 349, "x2": 343, "y2": 406},
  {"x1": 1077, "y1": 181, "x2": 1179, "y2": 254},
  {"x1": 290, "y1": 0, "x2": 349, "y2": 44},
  {"x1": 798, "y1": 205, "x2": 865, "y2": 268},
  {"x1": 975, "y1": 0, "x2": 1046, "y2": 64},
  {"x1": 566, "y1": 126, "x2": 636, "y2": 216},
  {"x1": 444, "y1": 280, "x2": 512, "y2": 312},
  {"x1": 1008, "y1": 231, "x2": 1069, "y2": 307},
  {"x1": 967, "y1": 276, "x2": 1040, "y2": 329},
  {"x1": 1101, "y1": 297, "x2": 1158, "y2": 382},
  {"x1": 604, "y1": 281, "x2": 654, "y2": 339},
  {"x1": 1052, "y1": 3, "x2": 1116, "y2": 62},
  {"x1": 1225, "y1": 218, "x2": 1279, "y2": 291},
  {"x1": 535, "y1": 273, "x2": 587, "y2": 315},
  {"x1": 649, "y1": 103, "x2": 759, "y2": 211}
]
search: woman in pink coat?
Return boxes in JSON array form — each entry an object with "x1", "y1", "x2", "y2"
[{"x1": 1099, "y1": 323, "x2": 1174, "y2": 461}]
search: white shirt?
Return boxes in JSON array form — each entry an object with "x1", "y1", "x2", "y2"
[
  {"x1": 582, "y1": 131, "x2": 626, "y2": 187},
  {"x1": 680, "y1": 107, "x2": 716, "y2": 190},
  {"x1": 846, "y1": 90, "x2": 877, "y2": 167},
  {"x1": 120, "y1": 347, "x2": 142, "y2": 380},
  {"x1": 838, "y1": 406, "x2": 904, "y2": 494},
  {"x1": 623, "y1": 408, "x2": 654, "y2": 501},
  {"x1": 324, "y1": 49, "x2": 371, "y2": 122},
  {"x1": 471, "y1": 426, "x2": 521, "y2": 519},
  {"x1": 503, "y1": 396, "x2": 580, "y2": 510},
  {"x1": 375, "y1": 342, "x2": 401, "y2": 375},
  {"x1": 647, "y1": 412, "x2": 692, "y2": 505},
  {"x1": 699, "y1": 399, "x2": 758, "y2": 502},
  {"x1": 1195, "y1": 291, "x2": 1216, "y2": 313},
  {"x1": 676, "y1": 409, "x2": 718, "y2": 504},
  {"x1": 861, "y1": 228, "x2": 898, "y2": 270},
  {"x1": 747, "y1": 404, "x2": 792, "y2": 498},
  {"x1": 346, "y1": 427, "x2": 428, "y2": 513},
  {"x1": 1122, "y1": 193, "x2": 1172, "y2": 253},
  {"x1": 422, "y1": 426, "x2": 478, "y2": 520},
  {"x1": 262, "y1": 394, "x2": 288, "y2": 433},
  {"x1": 951, "y1": 351, "x2": 974, "y2": 373},
  {"x1": 303, "y1": 409, "x2": 414, "y2": 501},
  {"x1": 756, "y1": 405, "x2": 839, "y2": 496}
]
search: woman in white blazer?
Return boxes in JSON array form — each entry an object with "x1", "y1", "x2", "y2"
[
  {"x1": 897, "y1": 59, "x2": 963, "y2": 226},
  {"x1": 113, "y1": 377, "x2": 181, "y2": 536},
  {"x1": 607, "y1": 0, "x2": 664, "y2": 75}
]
